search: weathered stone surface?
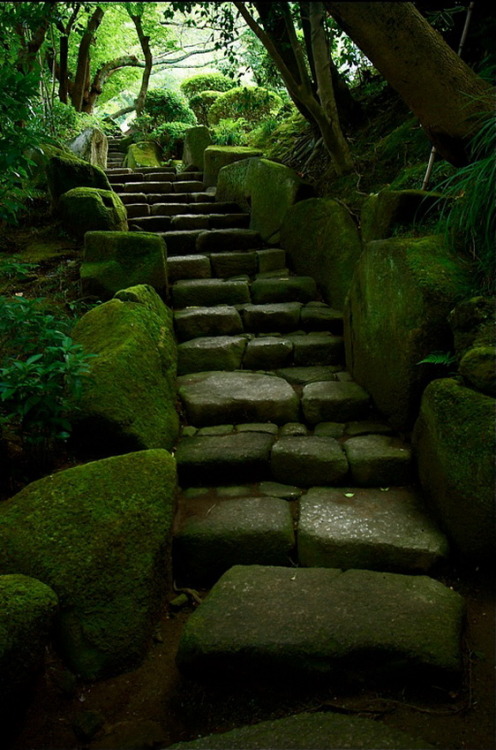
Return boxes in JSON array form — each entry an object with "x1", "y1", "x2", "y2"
[
  {"x1": 0, "y1": 575, "x2": 58, "y2": 713},
  {"x1": 251, "y1": 277, "x2": 317, "y2": 305},
  {"x1": 174, "y1": 497, "x2": 294, "y2": 585},
  {"x1": 46, "y1": 153, "x2": 111, "y2": 203},
  {"x1": 160, "y1": 230, "x2": 204, "y2": 256},
  {"x1": 413, "y1": 378, "x2": 495, "y2": 562},
  {"x1": 259, "y1": 481, "x2": 302, "y2": 500},
  {"x1": 276, "y1": 366, "x2": 340, "y2": 385},
  {"x1": 178, "y1": 371, "x2": 299, "y2": 425},
  {"x1": 344, "y1": 236, "x2": 471, "y2": 429},
  {"x1": 298, "y1": 487, "x2": 448, "y2": 571},
  {"x1": 344, "y1": 435, "x2": 412, "y2": 486},
  {"x1": 68, "y1": 127, "x2": 108, "y2": 168},
  {"x1": 271, "y1": 437, "x2": 348, "y2": 487},
  {"x1": 182, "y1": 125, "x2": 213, "y2": 170},
  {"x1": 345, "y1": 420, "x2": 394, "y2": 437},
  {"x1": 203, "y1": 146, "x2": 262, "y2": 188},
  {"x1": 313, "y1": 422, "x2": 345, "y2": 438},
  {"x1": 288, "y1": 332, "x2": 344, "y2": 366},
  {"x1": 449, "y1": 296, "x2": 495, "y2": 356},
  {"x1": 281, "y1": 198, "x2": 362, "y2": 309},
  {"x1": 196, "y1": 228, "x2": 263, "y2": 253},
  {"x1": 81, "y1": 231, "x2": 166, "y2": 299},
  {"x1": 300, "y1": 303, "x2": 343, "y2": 334},
  {"x1": 459, "y1": 346, "x2": 496, "y2": 396},
  {"x1": 174, "y1": 306, "x2": 243, "y2": 341},
  {"x1": 241, "y1": 302, "x2": 302, "y2": 333},
  {"x1": 168, "y1": 255, "x2": 211, "y2": 283},
  {"x1": 0, "y1": 450, "x2": 176, "y2": 680},
  {"x1": 178, "y1": 335, "x2": 247, "y2": 375},
  {"x1": 237, "y1": 423, "x2": 279, "y2": 435},
  {"x1": 177, "y1": 566, "x2": 464, "y2": 679},
  {"x1": 59, "y1": 187, "x2": 127, "y2": 237},
  {"x1": 125, "y1": 141, "x2": 162, "y2": 169},
  {"x1": 172, "y1": 279, "x2": 250, "y2": 307},
  {"x1": 210, "y1": 251, "x2": 257, "y2": 278},
  {"x1": 72, "y1": 285, "x2": 178, "y2": 454},
  {"x1": 243, "y1": 337, "x2": 293, "y2": 369},
  {"x1": 360, "y1": 189, "x2": 444, "y2": 244},
  {"x1": 280, "y1": 422, "x2": 308, "y2": 437},
  {"x1": 168, "y1": 712, "x2": 434, "y2": 750},
  {"x1": 257, "y1": 248, "x2": 286, "y2": 273},
  {"x1": 176, "y1": 432, "x2": 275, "y2": 484},
  {"x1": 302, "y1": 381, "x2": 370, "y2": 424}
]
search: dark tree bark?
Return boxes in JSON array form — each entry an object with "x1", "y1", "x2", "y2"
[
  {"x1": 128, "y1": 10, "x2": 153, "y2": 116},
  {"x1": 55, "y1": 3, "x2": 81, "y2": 104},
  {"x1": 71, "y1": 6, "x2": 104, "y2": 112}
]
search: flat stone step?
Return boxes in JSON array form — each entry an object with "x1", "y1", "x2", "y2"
[
  {"x1": 105, "y1": 168, "x2": 132, "y2": 175},
  {"x1": 189, "y1": 192, "x2": 216, "y2": 203},
  {"x1": 125, "y1": 203, "x2": 150, "y2": 218},
  {"x1": 170, "y1": 215, "x2": 210, "y2": 231},
  {"x1": 148, "y1": 193, "x2": 191, "y2": 204},
  {"x1": 271, "y1": 436, "x2": 349, "y2": 486},
  {"x1": 116, "y1": 193, "x2": 147, "y2": 204},
  {"x1": 108, "y1": 172, "x2": 144, "y2": 183},
  {"x1": 286, "y1": 332, "x2": 344, "y2": 366},
  {"x1": 343, "y1": 433, "x2": 413, "y2": 486},
  {"x1": 302, "y1": 381, "x2": 371, "y2": 423},
  {"x1": 176, "y1": 565, "x2": 464, "y2": 681},
  {"x1": 240, "y1": 303, "x2": 303, "y2": 333},
  {"x1": 251, "y1": 277, "x2": 318, "y2": 305},
  {"x1": 276, "y1": 366, "x2": 342, "y2": 386},
  {"x1": 178, "y1": 371, "x2": 300, "y2": 426},
  {"x1": 298, "y1": 486, "x2": 448, "y2": 572},
  {"x1": 300, "y1": 302, "x2": 343, "y2": 334},
  {"x1": 173, "y1": 495, "x2": 295, "y2": 586},
  {"x1": 129, "y1": 216, "x2": 172, "y2": 231},
  {"x1": 178, "y1": 335, "x2": 248, "y2": 375},
  {"x1": 173, "y1": 180, "x2": 205, "y2": 193},
  {"x1": 172, "y1": 279, "x2": 251, "y2": 307},
  {"x1": 174, "y1": 306, "x2": 243, "y2": 341},
  {"x1": 158, "y1": 231, "x2": 203, "y2": 255},
  {"x1": 140, "y1": 166, "x2": 177, "y2": 174},
  {"x1": 168, "y1": 256, "x2": 212, "y2": 283},
  {"x1": 208, "y1": 213, "x2": 250, "y2": 229},
  {"x1": 122, "y1": 181, "x2": 174, "y2": 193},
  {"x1": 167, "y1": 711, "x2": 435, "y2": 750},
  {"x1": 210, "y1": 251, "x2": 258, "y2": 278},
  {"x1": 196, "y1": 229, "x2": 263, "y2": 253}
]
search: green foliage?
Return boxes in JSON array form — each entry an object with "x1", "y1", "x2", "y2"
[
  {"x1": 189, "y1": 90, "x2": 221, "y2": 126},
  {"x1": 208, "y1": 86, "x2": 283, "y2": 126},
  {"x1": 0, "y1": 297, "x2": 94, "y2": 451},
  {"x1": 435, "y1": 107, "x2": 496, "y2": 293},
  {"x1": 264, "y1": 112, "x2": 312, "y2": 161},
  {"x1": 0, "y1": 258, "x2": 38, "y2": 281},
  {"x1": 143, "y1": 88, "x2": 197, "y2": 127},
  {"x1": 211, "y1": 118, "x2": 250, "y2": 147},
  {"x1": 418, "y1": 351, "x2": 458, "y2": 367},
  {"x1": 43, "y1": 100, "x2": 116, "y2": 142},
  {"x1": 246, "y1": 117, "x2": 280, "y2": 149},
  {"x1": 180, "y1": 73, "x2": 236, "y2": 100},
  {"x1": 149, "y1": 121, "x2": 194, "y2": 158}
]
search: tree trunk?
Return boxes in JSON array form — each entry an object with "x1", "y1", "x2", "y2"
[
  {"x1": 83, "y1": 55, "x2": 141, "y2": 113},
  {"x1": 325, "y1": 1, "x2": 494, "y2": 165},
  {"x1": 71, "y1": 6, "x2": 104, "y2": 112},
  {"x1": 58, "y1": 35, "x2": 69, "y2": 103},
  {"x1": 129, "y1": 12, "x2": 153, "y2": 116}
]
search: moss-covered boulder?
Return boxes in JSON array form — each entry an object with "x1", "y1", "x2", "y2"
[
  {"x1": 72, "y1": 285, "x2": 178, "y2": 456},
  {"x1": 360, "y1": 189, "x2": 444, "y2": 243},
  {"x1": 81, "y1": 231, "x2": 167, "y2": 300},
  {"x1": 280, "y1": 198, "x2": 362, "y2": 309},
  {"x1": 0, "y1": 450, "x2": 176, "y2": 680},
  {"x1": 216, "y1": 157, "x2": 314, "y2": 244},
  {"x1": 344, "y1": 235, "x2": 470, "y2": 429},
  {"x1": 67, "y1": 127, "x2": 108, "y2": 169},
  {"x1": 413, "y1": 378, "x2": 495, "y2": 562},
  {"x1": 125, "y1": 141, "x2": 162, "y2": 169},
  {"x1": 459, "y1": 346, "x2": 496, "y2": 396},
  {"x1": 0, "y1": 575, "x2": 58, "y2": 718},
  {"x1": 59, "y1": 187, "x2": 128, "y2": 237},
  {"x1": 46, "y1": 153, "x2": 110, "y2": 204},
  {"x1": 449, "y1": 296, "x2": 496, "y2": 356},
  {"x1": 182, "y1": 125, "x2": 213, "y2": 170},
  {"x1": 203, "y1": 146, "x2": 263, "y2": 188}
]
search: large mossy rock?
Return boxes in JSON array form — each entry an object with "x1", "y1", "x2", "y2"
[
  {"x1": 67, "y1": 127, "x2": 108, "y2": 169},
  {"x1": 125, "y1": 141, "x2": 162, "y2": 169},
  {"x1": 413, "y1": 378, "x2": 495, "y2": 563},
  {"x1": 449, "y1": 296, "x2": 496, "y2": 397},
  {"x1": 46, "y1": 153, "x2": 110, "y2": 204},
  {"x1": 0, "y1": 450, "x2": 176, "y2": 680},
  {"x1": 182, "y1": 125, "x2": 212, "y2": 170},
  {"x1": 216, "y1": 157, "x2": 314, "y2": 244},
  {"x1": 72, "y1": 285, "x2": 179, "y2": 456},
  {"x1": 59, "y1": 187, "x2": 128, "y2": 237},
  {"x1": 81, "y1": 231, "x2": 167, "y2": 300},
  {"x1": 360, "y1": 189, "x2": 444, "y2": 243},
  {"x1": 203, "y1": 146, "x2": 263, "y2": 188},
  {"x1": 0, "y1": 575, "x2": 58, "y2": 718},
  {"x1": 344, "y1": 235, "x2": 471, "y2": 429},
  {"x1": 280, "y1": 198, "x2": 362, "y2": 309}
]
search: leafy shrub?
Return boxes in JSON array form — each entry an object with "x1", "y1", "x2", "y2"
[
  {"x1": 143, "y1": 89, "x2": 197, "y2": 127},
  {"x1": 189, "y1": 90, "x2": 221, "y2": 126},
  {"x1": 211, "y1": 118, "x2": 250, "y2": 146},
  {"x1": 180, "y1": 73, "x2": 236, "y2": 101},
  {"x1": 42, "y1": 101, "x2": 117, "y2": 142},
  {"x1": 0, "y1": 296, "x2": 94, "y2": 454},
  {"x1": 0, "y1": 258, "x2": 38, "y2": 281},
  {"x1": 246, "y1": 117, "x2": 280, "y2": 149},
  {"x1": 150, "y1": 121, "x2": 195, "y2": 158},
  {"x1": 208, "y1": 86, "x2": 283, "y2": 126}
]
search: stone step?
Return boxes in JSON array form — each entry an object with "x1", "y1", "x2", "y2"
[
  {"x1": 176, "y1": 565, "x2": 464, "y2": 682},
  {"x1": 125, "y1": 203, "x2": 150, "y2": 218},
  {"x1": 128, "y1": 216, "x2": 172, "y2": 232},
  {"x1": 108, "y1": 172, "x2": 145, "y2": 183},
  {"x1": 168, "y1": 256, "x2": 212, "y2": 283},
  {"x1": 140, "y1": 166, "x2": 178, "y2": 174},
  {"x1": 196, "y1": 229, "x2": 262, "y2": 253},
  {"x1": 177, "y1": 332, "x2": 344, "y2": 374},
  {"x1": 158, "y1": 230, "x2": 203, "y2": 255},
  {"x1": 173, "y1": 180, "x2": 205, "y2": 193},
  {"x1": 171, "y1": 275, "x2": 319, "y2": 307},
  {"x1": 172, "y1": 279, "x2": 251, "y2": 307},
  {"x1": 147, "y1": 202, "x2": 241, "y2": 217}
]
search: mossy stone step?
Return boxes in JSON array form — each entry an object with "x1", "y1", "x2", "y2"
[
  {"x1": 168, "y1": 711, "x2": 435, "y2": 750},
  {"x1": 173, "y1": 180, "x2": 205, "y2": 193},
  {"x1": 196, "y1": 228, "x2": 263, "y2": 253},
  {"x1": 119, "y1": 181, "x2": 174, "y2": 194},
  {"x1": 302, "y1": 381, "x2": 371, "y2": 423},
  {"x1": 251, "y1": 276, "x2": 317, "y2": 304},
  {"x1": 173, "y1": 496, "x2": 295, "y2": 586},
  {"x1": 108, "y1": 172, "x2": 144, "y2": 182},
  {"x1": 177, "y1": 335, "x2": 248, "y2": 375},
  {"x1": 125, "y1": 203, "x2": 150, "y2": 218},
  {"x1": 240, "y1": 303, "x2": 302, "y2": 333},
  {"x1": 298, "y1": 487, "x2": 448, "y2": 572},
  {"x1": 300, "y1": 302, "x2": 343, "y2": 334},
  {"x1": 174, "y1": 306, "x2": 242, "y2": 340},
  {"x1": 287, "y1": 332, "x2": 344, "y2": 366},
  {"x1": 158, "y1": 230, "x2": 203, "y2": 255},
  {"x1": 176, "y1": 565, "x2": 464, "y2": 681},
  {"x1": 343, "y1": 434, "x2": 413, "y2": 486},
  {"x1": 175, "y1": 431, "x2": 276, "y2": 484},
  {"x1": 172, "y1": 279, "x2": 250, "y2": 307},
  {"x1": 128, "y1": 215, "x2": 172, "y2": 231},
  {"x1": 243, "y1": 336, "x2": 294, "y2": 369},
  {"x1": 116, "y1": 192, "x2": 147, "y2": 204},
  {"x1": 168, "y1": 256, "x2": 212, "y2": 283},
  {"x1": 208, "y1": 213, "x2": 250, "y2": 229},
  {"x1": 271, "y1": 436, "x2": 348, "y2": 486},
  {"x1": 209, "y1": 251, "x2": 258, "y2": 278},
  {"x1": 178, "y1": 371, "x2": 300, "y2": 426}
]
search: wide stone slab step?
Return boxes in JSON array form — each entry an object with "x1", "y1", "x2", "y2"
[
  {"x1": 298, "y1": 486, "x2": 448, "y2": 572},
  {"x1": 172, "y1": 279, "x2": 251, "y2": 307},
  {"x1": 167, "y1": 712, "x2": 435, "y2": 750},
  {"x1": 196, "y1": 229, "x2": 263, "y2": 253},
  {"x1": 174, "y1": 305, "x2": 243, "y2": 339},
  {"x1": 168, "y1": 256, "x2": 212, "y2": 283},
  {"x1": 176, "y1": 565, "x2": 465, "y2": 681},
  {"x1": 302, "y1": 381, "x2": 371, "y2": 423},
  {"x1": 178, "y1": 371, "x2": 300, "y2": 426},
  {"x1": 178, "y1": 335, "x2": 248, "y2": 375}
]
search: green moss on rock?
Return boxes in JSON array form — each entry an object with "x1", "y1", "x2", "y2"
[
  {"x1": 72, "y1": 284, "x2": 178, "y2": 455},
  {"x1": 81, "y1": 231, "x2": 167, "y2": 300},
  {"x1": 59, "y1": 188, "x2": 128, "y2": 237},
  {"x1": 360, "y1": 189, "x2": 445, "y2": 244},
  {"x1": 459, "y1": 346, "x2": 496, "y2": 396},
  {"x1": 280, "y1": 198, "x2": 362, "y2": 309},
  {"x1": 344, "y1": 235, "x2": 471, "y2": 429},
  {"x1": 0, "y1": 450, "x2": 177, "y2": 680},
  {"x1": 182, "y1": 126, "x2": 213, "y2": 170},
  {"x1": 203, "y1": 146, "x2": 263, "y2": 188},
  {"x1": 413, "y1": 378, "x2": 495, "y2": 562},
  {"x1": 46, "y1": 154, "x2": 110, "y2": 204},
  {"x1": 125, "y1": 141, "x2": 162, "y2": 169}
]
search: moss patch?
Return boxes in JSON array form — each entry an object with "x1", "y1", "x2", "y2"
[
  {"x1": 125, "y1": 142, "x2": 162, "y2": 169},
  {"x1": 0, "y1": 450, "x2": 177, "y2": 680},
  {"x1": 46, "y1": 154, "x2": 110, "y2": 204},
  {"x1": 203, "y1": 146, "x2": 263, "y2": 188},
  {"x1": 59, "y1": 187, "x2": 127, "y2": 237},
  {"x1": 360, "y1": 189, "x2": 445, "y2": 243}
]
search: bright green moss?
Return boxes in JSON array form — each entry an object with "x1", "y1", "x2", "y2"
[
  {"x1": 59, "y1": 187, "x2": 128, "y2": 237},
  {"x1": 125, "y1": 141, "x2": 162, "y2": 168},
  {"x1": 46, "y1": 154, "x2": 110, "y2": 203}
]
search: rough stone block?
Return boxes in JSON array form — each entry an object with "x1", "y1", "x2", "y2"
[
  {"x1": 241, "y1": 303, "x2": 302, "y2": 333},
  {"x1": 182, "y1": 125, "x2": 213, "y2": 170},
  {"x1": 302, "y1": 381, "x2": 370, "y2": 424},
  {"x1": 210, "y1": 252, "x2": 257, "y2": 278},
  {"x1": 174, "y1": 306, "x2": 243, "y2": 341},
  {"x1": 243, "y1": 337, "x2": 293, "y2": 369},
  {"x1": 343, "y1": 435, "x2": 413, "y2": 486},
  {"x1": 250, "y1": 277, "x2": 317, "y2": 305},
  {"x1": 196, "y1": 229, "x2": 263, "y2": 253},
  {"x1": 178, "y1": 335, "x2": 247, "y2": 375},
  {"x1": 271, "y1": 437, "x2": 348, "y2": 486},
  {"x1": 203, "y1": 146, "x2": 262, "y2": 188},
  {"x1": 172, "y1": 279, "x2": 250, "y2": 307},
  {"x1": 288, "y1": 332, "x2": 344, "y2": 366},
  {"x1": 167, "y1": 255, "x2": 211, "y2": 283}
]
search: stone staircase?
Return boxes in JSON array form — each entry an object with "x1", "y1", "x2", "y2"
[
  {"x1": 105, "y1": 163, "x2": 464, "y2": 706},
  {"x1": 106, "y1": 136, "x2": 125, "y2": 169}
]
